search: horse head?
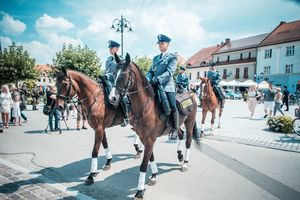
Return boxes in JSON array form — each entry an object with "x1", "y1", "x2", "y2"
[
  {"x1": 55, "y1": 68, "x2": 77, "y2": 110},
  {"x1": 108, "y1": 53, "x2": 132, "y2": 107}
]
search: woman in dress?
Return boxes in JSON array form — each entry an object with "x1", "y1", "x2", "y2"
[
  {"x1": 247, "y1": 85, "x2": 260, "y2": 119},
  {"x1": 0, "y1": 85, "x2": 13, "y2": 128}
]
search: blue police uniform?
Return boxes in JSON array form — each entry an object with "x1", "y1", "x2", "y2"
[
  {"x1": 176, "y1": 67, "x2": 189, "y2": 92},
  {"x1": 207, "y1": 66, "x2": 224, "y2": 107},
  {"x1": 146, "y1": 34, "x2": 179, "y2": 138}
]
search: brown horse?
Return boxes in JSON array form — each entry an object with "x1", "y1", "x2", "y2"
[
  {"x1": 199, "y1": 77, "x2": 224, "y2": 136},
  {"x1": 55, "y1": 69, "x2": 143, "y2": 185},
  {"x1": 108, "y1": 53, "x2": 201, "y2": 200}
]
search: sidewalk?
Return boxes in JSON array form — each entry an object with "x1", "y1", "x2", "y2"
[{"x1": 0, "y1": 158, "x2": 93, "y2": 200}]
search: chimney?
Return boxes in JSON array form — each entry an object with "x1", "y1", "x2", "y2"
[
  {"x1": 225, "y1": 38, "x2": 230, "y2": 44},
  {"x1": 280, "y1": 21, "x2": 286, "y2": 25}
]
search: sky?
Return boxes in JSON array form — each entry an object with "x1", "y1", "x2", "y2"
[{"x1": 0, "y1": 0, "x2": 300, "y2": 66}]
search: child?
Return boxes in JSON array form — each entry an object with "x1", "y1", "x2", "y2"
[{"x1": 12, "y1": 94, "x2": 22, "y2": 126}]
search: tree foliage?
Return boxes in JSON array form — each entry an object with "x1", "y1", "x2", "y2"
[
  {"x1": 132, "y1": 55, "x2": 152, "y2": 75},
  {"x1": 53, "y1": 44, "x2": 102, "y2": 79},
  {"x1": 0, "y1": 42, "x2": 37, "y2": 86}
]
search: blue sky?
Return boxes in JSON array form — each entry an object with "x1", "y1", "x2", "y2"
[{"x1": 0, "y1": 0, "x2": 300, "y2": 65}]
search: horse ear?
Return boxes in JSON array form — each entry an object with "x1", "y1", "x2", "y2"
[
  {"x1": 114, "y1": 53, "x2": 121, "y2": 64},
  {"x1": 125, "y1": 53, "x2": 131, "y2": 65},
  {"x1": 62, "y1": 67, "x2": 67, "y2": 75}
]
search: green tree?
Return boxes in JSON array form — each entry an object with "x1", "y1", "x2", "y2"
[
  {"x1": 53, "y1": 44, "x2": 102, "y2": 79},
  {"x1": 0, "y1": 42, "x2": 37, "y2": 86},
  {"x1": 132, "y1": 55, "x2": 152, "y2": 75}
]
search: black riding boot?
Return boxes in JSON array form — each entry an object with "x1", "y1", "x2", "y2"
[
  {"x1": 120, "y1": 98, "x2": 129, "y2": 127},
  {"x1": 169, "y1": 110, "x2": 179, "y2": 140}
]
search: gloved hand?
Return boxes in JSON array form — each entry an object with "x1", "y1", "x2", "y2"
[{"x1": 150, "y1": 77, "x2": 159, "y2": 85}]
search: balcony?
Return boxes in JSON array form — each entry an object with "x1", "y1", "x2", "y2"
[{"x1": 216, "y1": 57, "x2": 256, "y2": 66}]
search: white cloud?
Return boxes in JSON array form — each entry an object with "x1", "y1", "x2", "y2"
[
  {"x1": 0, "y1": 36, "x2": 12, "y2": 48},
  {"x1": 35, "y1": 13, "x2": 74, "y2": 33},
  {"x1": 0, "y1": 12, "x2": 26, "y2": 35},
  {"x1": 22, "y1": 41, "x2": 53, "y2": 64}
]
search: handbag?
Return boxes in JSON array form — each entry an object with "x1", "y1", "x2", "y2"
[{"x1": 43, "y1": 105, "x2": 52, "y2": 115}]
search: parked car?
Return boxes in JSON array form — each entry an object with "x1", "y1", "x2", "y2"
[{"x1": 224, "y1": 89, "x2": 242, "y2": 100}]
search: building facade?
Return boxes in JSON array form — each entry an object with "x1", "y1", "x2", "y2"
[
  {"x1": 212, "y1": 34, "x2": 268, "y2": 81},
  {"x1": 257, "y1": 20, "x2": 300, "y2": 92},
  {"x1": 35, "y1": 64, "x2": 53, "y2": 86}
]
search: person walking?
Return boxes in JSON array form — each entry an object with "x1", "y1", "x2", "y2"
[
  {"x1": 282, "y1": 86, "x2": 290, "y2": 111},
  {"x1": 274, "y1": 87, "x2": 284, "y2": 116},
  {"x1": 263, "y1": 83, "x2": 276, "y2": 118},
  {"x1": 0, "y1": 85, "x2": 13, "y2": 129},
  {"x1": 46, "y1": 85, "x2": 59, "y2": 131},
  {"x1": 31, "y1": 84, "x2": 39, "y2": 110},
  {"x1": 247, "y1": 85, "x2": 260, "y2": 119},
  {"x1": 76, "y1": 101, "x2": 87, "y2": 130}
]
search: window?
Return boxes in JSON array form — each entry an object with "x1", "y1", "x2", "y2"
[
  {"x1": 248, "y1": 52, "x2": 251, "y2": 58},
  {"x1": 223, "y1": 69, "x2": 227, "y2": 79},
  {"x1": 189, "y1": 73, "x2": 192, "y2": 80},
  {"x1": 49, "y1": 79, "x2": 52, "y2": 83},
  {"x1": 243, "y1": 67, "x2": 249, "y2": 79},
  {"x1": 217, "y1": 57, "x2": 219, "y2": 63},
  {"x1": 264, "y1": 66, "x2": 271, "y2": 75},
  {"x1": 197, "y1": 72, "x2": 200, "y2": 79},
  {"x1": 285, "y1": 64, "x2": 293, "y2": 74},
  {"x1": 240, "y1": 53, "x2": 243, "y2": 60},
  {"x1": 264, "y1": 49, "x2": 272, "y2": 58},
  {"x1": 43, "y1": 78, "x2": 46, "y2": 82},
  {"x1": 204, "y1": 71, "x2": 207, "y2": 77},
  {"x1": 227, "y1": 55, "x2": 230, "y2": 61},
  {"x1": 286, "y1": 46, "x2": 294, "y2": 56},
  {"x1": 235, "y1": 68, "x2": 240, "y2": 79}
]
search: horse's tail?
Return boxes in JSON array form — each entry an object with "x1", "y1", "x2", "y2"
[{"x1": 192, "y1": 122, "x2": 202, "y2": 151}]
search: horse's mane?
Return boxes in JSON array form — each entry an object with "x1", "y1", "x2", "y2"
[
  {"x1": 131, "y1": 62, "x2": 155, "y2": 97},
  {"x1": 67, "y1": 70, "x2": 99, "y2": 86}
]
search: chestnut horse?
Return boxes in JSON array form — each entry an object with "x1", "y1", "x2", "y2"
[
  {"x1": 199, "y1": 77, "x2": 224, "y2": 136},
  {"x1": 55, "y1": 69, "x2": 143, "y2": 185},
  {"x1": 108, "y1": 53, "x2": 201, "y2": 200}
]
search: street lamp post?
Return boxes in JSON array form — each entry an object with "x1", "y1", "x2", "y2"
[{"x1": 111, "y1": 15, "x2": 133, "y2": 57}]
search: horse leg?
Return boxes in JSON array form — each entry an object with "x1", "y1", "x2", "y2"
[
  {"x1": 85, "y1": 127, "x2": 104, "y2": 185},
  {"x1": 177, "y1": 128, "x2": 184, "y2": 162},
  {"x1": 181, "y1": 125, "x2": 192, "y2": 172},
  {"x1": 147, "y1": 153, "x2": 158, "y2": 186},
  {"x1": 218, "y1": 107, "x2": 223, "y2": 129},
  {"x1": 201, "y1": 110, "x2": 207, "y2": 137},
  {"x1": 102, "y1": 132, "x2": 112, "y2": 171},
  {"x1": 134, "y1": 134, "x2": 144, "y2": 159},
  {"x1": 210, "y1": 109, "x2": 216, "y2": 135},
  {"x1": 134, "y1": 139, "x2": 155, "y2": 200}
]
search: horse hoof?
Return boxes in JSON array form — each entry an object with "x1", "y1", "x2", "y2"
[
  {"x1": 218, "y1": 126, "x2": 221, "y2": 129},
  {"x1": 178, "y1": 155, "x2": 183, "y2": 162},
  {"x1": 134, "y1": 154, "x2": 141, "y2": 159},
  {"x1": 133, "y1": 190, "x2": 144, "y2": 200},
  {"x1": 103, "y1": 164, "x2": 111, "y2": 171},
  {"x1": 147, "y1": 178, "x2": 157, "y2": 186},
  {"x1": 200, "y1": 131, "x2": 205, "y2": 137},
  {"x1": 181, "y1": 166, "x2": 188, "y2": 172},
  {"x1": 85, "y1": 178, "x2": 94, "y2": 185}
]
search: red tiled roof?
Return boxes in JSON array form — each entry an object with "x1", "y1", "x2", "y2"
[
  {"x1": 259, "y1": 20, "x2": 300, "y2": 46},
  {"x1": 213, "y1": 33, "x2": 268, "y2": 55},
  {"x1": 185, "y1": 45, "x2": 221, "y2": 68},
  {"x1": 35, "y1": 64, "x2": 52, "y2": 72}
]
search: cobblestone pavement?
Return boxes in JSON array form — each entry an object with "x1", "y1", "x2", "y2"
[{"x1": 0, "y1": 159, "x2": 91, "y2": 200}]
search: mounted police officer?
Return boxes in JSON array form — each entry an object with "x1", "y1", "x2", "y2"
[
  {"x1": 146, "y1": 34, "x2": 179, "y2": 140},
  {"x1": 176, "y1": 66, "x2": 189, "y2": 93},
  {"x1": 207, "y1": 62, "x2": 224, "y2": 108},
  {"x1": 105, "y1": 40, "x2": 128, "y2": 127}
]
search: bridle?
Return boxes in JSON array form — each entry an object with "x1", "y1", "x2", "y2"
[
  {"x1": 56, "y1": 75, "x2": 74, "y2": 102},
  {"x1": 115, "y1": 63, "x2": 152, "y2": 98}
]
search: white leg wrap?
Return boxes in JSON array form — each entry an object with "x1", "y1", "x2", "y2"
[
  {"x1": 184, "y1": 149, "x2": 190, "y2": 162},
  {"x1": 134, "y1": 134, "x2": 139, "y2": 145},
  {"x1": 105, "y1": 148, "x2": 112, "y2": 159},
  {"x1": 137, "y1": 172, "x2": 146, "y2": 190},
  {"x1": 90, "y1": 158, "x2": 98, "y2": 173},
  {"x1": 201, "y1": 123, "x2": 205, "y2": 132},
  {"x1": 177, "y1": 139, "x2": 183, "y2": 151},
  {"x1": 150, "y1": 161, "x2": 158, "y2": 174}
]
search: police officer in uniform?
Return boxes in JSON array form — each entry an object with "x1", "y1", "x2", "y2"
[
  {"x1": 207, "y1": 63, "x2": 224, "y2": 108},
  {"x1": 105, "y1": 40, "x2": 128, "y2": 126},
  {"x1": 146, "y1": 34, "x2": 179, "y2": 140},
  {"x1": 176, "y1": 66, "x2": 189, "y2": 93}
]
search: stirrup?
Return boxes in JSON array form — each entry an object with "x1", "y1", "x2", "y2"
[{"x1": 169, "y1": 130, "x2": 178, "y2": 140}]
